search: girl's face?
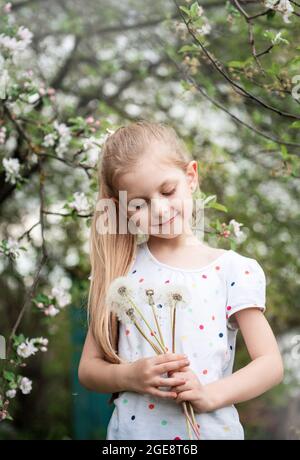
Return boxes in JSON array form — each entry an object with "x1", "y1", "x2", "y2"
[{"x1": 117, "y1": 141, "x2": 198, "y2": 239}]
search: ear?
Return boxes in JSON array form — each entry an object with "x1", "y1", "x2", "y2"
[{"x1": 186, "y1": 160, "x2": 198, "y2": 192}]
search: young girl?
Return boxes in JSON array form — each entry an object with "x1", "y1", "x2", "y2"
[{"x1": 78, "y1": 120, "x2": 284, "y2": 440}]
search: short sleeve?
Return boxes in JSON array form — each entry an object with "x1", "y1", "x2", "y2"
[{"x1": 225, "y1": 253, "x2": 267, "y2": 331}]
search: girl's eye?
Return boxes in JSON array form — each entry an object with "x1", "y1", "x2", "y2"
[
  {"x1": 128, "y1": 200, "x2": 147, "y2": 213},
  {"x1": 162, "y1": 188, "x2": 176, "y2": 196}
]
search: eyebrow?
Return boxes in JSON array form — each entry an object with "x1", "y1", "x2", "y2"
[{"x1": 127, "y1": 179, "x2": 176, "y2": 201}]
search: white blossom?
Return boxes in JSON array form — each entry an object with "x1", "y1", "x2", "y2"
[
  {"x1": 6, "y1": 389, "x2": 16, "y2": 399},
  {"x1": 2, "y1": 237, "x2": 22, "y2": 258},
  {"x1": 17, "y1": 339, "x2": 38, "y2": 359},
  {"x1": 2, "y1": 157, "x2": 22, "y2": 184},
  {"x1": 44, "y1": 304, "x2": 60, "y2": 317},
  {"x1": 27, "y1": 93, "x2": 40, "y2": 104},
  {"x1": 42, "y1": 133, "x2": 56, "y2": 147},
  {"x1": 0, "y1": 69, "x2": 10, "y2": 100},
  {"x1": 229, "y1": 219, "x2": 244, "y2": 238},
  {"x1": 264, "y1": 0, "x2": 294, "y2": 23},
  {"x1": 19, "y1": 377, "x2": 32, "y2": 395},
  {"x1": 53, "y1": 121, "x2": 72, "y2": 157},
  {"x1": 68, "y1": 191, "x2": 92, "y2": 214},
  {"x1": 196, "y1": 5, "x2": 204, "y2": 17},
  {"x1": 51, "y1": 286, "x2": 71, "y2": 308},
  {"x1": 196, "y1": 22, "x2": 211, "y2": 36},
  {"x1": 0, "y1": 126, "x2": 7, "y2": 143},
  {"x1": 33, "y1": 337, "x2": 48, "y2": 346},
  {"x1": 81, "y1": 136, "x2": 102, "y2": 166},
  {"x1": 0, "y1": 26, "x2": 33, "y2": 56}
]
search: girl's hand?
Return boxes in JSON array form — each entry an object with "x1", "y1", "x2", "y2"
[
  {"x1": 168, "y1": 366, "x2": 216, "y2": 413},
  {"x1": 126, "y1": 353, "x2": 190, "y2": 399}
]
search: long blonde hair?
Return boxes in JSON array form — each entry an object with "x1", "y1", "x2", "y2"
[{"x1": 87, "y1": 120, "x2": 196, "y2": 399}]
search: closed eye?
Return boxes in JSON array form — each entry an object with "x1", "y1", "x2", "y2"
[{"x1": 162, "y1": 188, "x2": 176, "y2": 196}]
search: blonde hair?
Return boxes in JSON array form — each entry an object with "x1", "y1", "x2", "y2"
[{"x1": 87, "y1": 119, "x2": 198, "y2": 402}]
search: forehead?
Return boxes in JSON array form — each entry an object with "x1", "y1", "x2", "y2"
[{"x1": 117, "y1": 147, "x2": 183, "y2": 196}]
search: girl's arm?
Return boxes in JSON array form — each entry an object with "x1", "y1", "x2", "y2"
[
  {"x1": 78, "y1": 327, "x2": 131, "y2": 393},
  {"x1": 203, "y1": 308, "x2": 284, "y2": 411}
]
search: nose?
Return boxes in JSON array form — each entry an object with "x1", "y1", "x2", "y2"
[{"x1": 151, "y1": 197, "x2": 170, "y2": 224}]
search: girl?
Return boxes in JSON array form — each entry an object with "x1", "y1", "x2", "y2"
[{"x1": 78, "y1": 120, "x2": 284, "y2": 440}]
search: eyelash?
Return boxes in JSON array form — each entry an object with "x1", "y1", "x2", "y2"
[
  {"x1": 128, "y1": 188, "x2": 176, "y2": 212},
  {"x1": 162, "y1": 188, "x2": 176, "y2": 196}
]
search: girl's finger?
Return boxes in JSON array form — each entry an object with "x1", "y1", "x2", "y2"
[
  {"x1": 156, "y1": 359, "x2": 190, "y2": 375},
  {"x1": 156, "y1": 377, "x2": 186, "y2": 387},
  {"x1": 174, "y1": 389, "x2": 194, "y2": 404},
  {"x1": 150, "y1": 389, "x2": 178, "y2": 399}
]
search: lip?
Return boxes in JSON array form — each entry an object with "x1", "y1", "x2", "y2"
[{"x1": 158, "y1": 212, "x2": 179, "y2": 226}]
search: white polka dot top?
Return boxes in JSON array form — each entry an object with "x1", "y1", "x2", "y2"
[{"x1": 106, "y1": 241, "x2": 267, "y2": 440}]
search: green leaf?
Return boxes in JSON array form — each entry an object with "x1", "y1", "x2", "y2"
[
  {"x1": 178, "y1": 44, "x2": 199, "y2": 54},
  {"x1": 3, "y1": 371, "x2": 15, "y2": 382},
  {"x1": 179, "y1": 6, "x2": 190, "y2": 16},
  {"x1": 209, "y1": 202, "x2": 228, "y2": 212}
]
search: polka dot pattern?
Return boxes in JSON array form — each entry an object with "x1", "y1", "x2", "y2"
[{"x1": 106, "y1": 245, "x2": 266, "y2": 440}]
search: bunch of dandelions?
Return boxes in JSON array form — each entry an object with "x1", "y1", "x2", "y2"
[{"x1": 106, "y1": 277, "x2": 200, "y2": 440}]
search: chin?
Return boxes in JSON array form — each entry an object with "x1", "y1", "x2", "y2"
[{"x1": 149, "y1": 233, "x2": 181, "y2": 240}]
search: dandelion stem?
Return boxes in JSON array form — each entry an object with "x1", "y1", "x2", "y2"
[
  {"x1": 133, "y1": 320, "x2": 162, "y2": 355},
  {"x1": 172, "y1": 303, "x2": 176, "y2": 353},
  {"x1": 126, "y1": 294, "x2": 165, "y2": 352},
  {"x1": 182, "y1": 402, "x2": 200, "y2": 440},
  {"x1": 150, "y1": 304, "x2": 167, "y2": 352}
]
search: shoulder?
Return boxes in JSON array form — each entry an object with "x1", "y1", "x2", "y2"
[{"x1": 223, "y1": 249, "x2": 267, "y2": 300}]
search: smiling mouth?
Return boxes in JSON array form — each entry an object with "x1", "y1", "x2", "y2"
[{"x1": 157, "y1": 212, "x2": 179, "y2": 226}]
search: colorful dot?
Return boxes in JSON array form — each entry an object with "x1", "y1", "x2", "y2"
[
  {"x1": 139, "y1": 278, "x2": 144, "y2": 283},
  {"x1": 215, "y1": 266, "x2": 220, "y2": 270},
  {"x1": 174, "y1": 436, "x2": 181, "y2": 440},
  {"x1": 202, "y1": 274, "x2": 207, "y2": 279},
  {"x1": 203, "y1": 369, "x2": 208, "y2": 375},
  {"x1": 161, "y1": 420, "x2": 168, "y2": 426},
  {"x1": 125, "y1": 329, "x2": 130, "y2": 335},
  {"x1": 245, "y1": 270, "x2": 250, "y2": 275},
  {"x1": 165, "y1": 280, "x2": 170, "y2": 284},
  {"x1": 123, "y1": 399, "x2": 128, "y2": 404},
  {"x1": 226, "y1": 306, "x2": 232, "y2": 311},
  {"x1": 148, "y1": 404, "x2": 155, "y2": 410},
  {"x1": 131, "y1": 415, "x2": 135, "y2": 420},
  {"x1": 212, "y1": 315, "x2": 215, "y2": 320},
  {"x1": 199, "y1": 324, "x2": 204, "y2": 330},
  {"x1": 219, "y1": 333, "x2": 224, "y2": 338},
  {"x1": 150, "y1": 331, "x2": 157, "y2": 336}
]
